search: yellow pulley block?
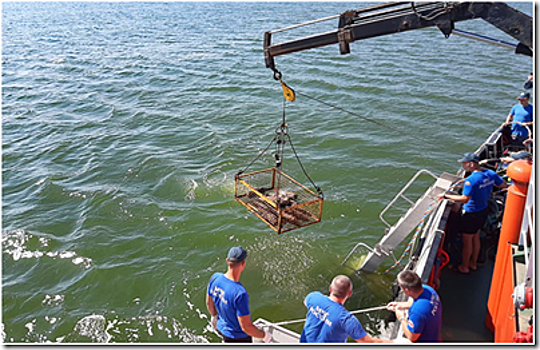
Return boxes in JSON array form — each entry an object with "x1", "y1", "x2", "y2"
[{"x1": 278, "y1": 78, "x2": 296, "y2": 102}]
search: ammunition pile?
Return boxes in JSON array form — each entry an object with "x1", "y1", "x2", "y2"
[{"x1": 247, "y1": 189, "x2": 314, "y2": 227}]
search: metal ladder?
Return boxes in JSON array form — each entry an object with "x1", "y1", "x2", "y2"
[{"x1": 342, "y1": 170, "x2": 461, "y2": 273}]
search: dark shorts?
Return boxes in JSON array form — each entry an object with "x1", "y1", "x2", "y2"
[
  {"x1": 511, "y1": 134, "x2": 529, "y2": 147},
  {"x1": 459, "y1": 207, "x2": 489, "y2": 234},
  {"x1": 217, "y1": 330, "x2": 252, "y2": 343}
]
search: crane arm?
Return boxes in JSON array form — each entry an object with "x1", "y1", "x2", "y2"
[{"x1": 264, "y1": 2, "x2": 532, "y2": 73}]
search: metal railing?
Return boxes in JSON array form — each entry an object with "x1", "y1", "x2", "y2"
[
  {"x1": 340, "y1": 242, "x2": 397, "y2": 272},
  {"x1": 379, "y1": 169, "x2": 438, "y2": 228}
]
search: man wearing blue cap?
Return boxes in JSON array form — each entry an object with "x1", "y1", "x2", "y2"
[
  {"x1": 206, "y1": 246, "x2": 271, "y2": 343},
  {"x1": 504, "y1": 91, "x2": 533, "y2": 147},
  {"x1": 438, "y1": 153, "x2": 508, "y2": 273}
]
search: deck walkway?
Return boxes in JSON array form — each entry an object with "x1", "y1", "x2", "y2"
[
  {"x1": 438, "y1": 243, "x2": 533, "y2": 343},
  {"x1": 438, "y1": 258, "x2": 495, "y2": 342}
]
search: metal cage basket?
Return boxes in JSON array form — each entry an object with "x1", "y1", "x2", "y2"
[{"x1": 235, "y1": 167, "x2": 323, "y2": 234}]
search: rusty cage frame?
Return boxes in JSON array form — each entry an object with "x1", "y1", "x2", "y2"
[{"x1": 235, "y1": 167, "x2": 323, "y2": 234}]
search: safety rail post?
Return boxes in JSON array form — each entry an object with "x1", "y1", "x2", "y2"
[
  {"x1": 341, "y1": 242, "x2": 385, "y2": 271},
  {"x1": 379, "y1": 169, "x2": 438, "y2": 228}
]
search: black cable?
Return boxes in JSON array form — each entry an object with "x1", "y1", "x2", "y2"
[
  {"x1": 277, "y1": 100, "x2": 323, "y2": 198},
  {"x1": 297, "y1": 91, "x2": 453, "y2": 154},
  {"x1": 237, "y1": 97, "x2": 324, "y2": 200},
  {"x1": 236, "y1": 135, "x2": 277, "y2": 177},
  {"x1": 285, "y1": 132, "x2": 324, "y2": 198},
  {"x1": 282, "y1": 98, "x2": 287, "y2": 127}
]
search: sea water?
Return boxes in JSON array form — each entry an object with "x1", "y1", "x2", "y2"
[{"x1": 2, "y1": 1, "x2": 533, "y2": 343}]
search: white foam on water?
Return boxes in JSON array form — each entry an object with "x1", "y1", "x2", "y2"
[
  {"x1": 2, "y1": 229, "x2": 92, "y2": 269},
  {"x1": 42, "y1": 294, "x2": 65, "y2": 306},
  {"x1": 74, "y1": 314, "x2": 111, "y2": 343}
]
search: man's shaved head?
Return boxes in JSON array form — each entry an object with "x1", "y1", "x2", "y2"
[{"x1": 330, "y1": 275, "x2": 352, "y2": 299}]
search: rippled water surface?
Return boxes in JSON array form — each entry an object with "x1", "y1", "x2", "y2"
[{"x1": 2, "y1": 1, "x2": 533, "y2": 343}]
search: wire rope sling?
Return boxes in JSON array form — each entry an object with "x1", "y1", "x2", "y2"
[{"x1": 234, "y1": 74, "x2": 324, "y2": 234}]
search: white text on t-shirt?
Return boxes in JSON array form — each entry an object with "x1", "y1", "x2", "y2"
[
  {"x1": 210, "y1": 286, "x2": 228, "y2": 305},
  {"x1": 309, "y1": 305, "x2": 332, "y2": 326}
]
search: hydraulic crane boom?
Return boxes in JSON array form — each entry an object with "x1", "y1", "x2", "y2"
[{"x1": 264, "y1": 2, "x2": 533, "y2": 73}]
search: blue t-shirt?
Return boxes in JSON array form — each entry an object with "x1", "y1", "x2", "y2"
[
  {"x1": 300, "y1": 292, "x2": 367, "y2": 343},
  {"x1": 462, "y1": 169, "x2": 504, "y2": 213},
  {"x1": 509, "y1": 103, "x2": 533, "y2": 136},
  {"x1": 407, "y1": 285, "x2": 442, "y2": 343},
  {"x1": 207, "y1": 273, "x2": 251, "y2": 338}
]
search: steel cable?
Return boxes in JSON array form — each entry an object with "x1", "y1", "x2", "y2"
[
  {"x1": 274, "y1": 305, "x2": 388, "y2": 326},
  {"x1": 297, "y1": 91, "x2": 454, "y2": 154}
]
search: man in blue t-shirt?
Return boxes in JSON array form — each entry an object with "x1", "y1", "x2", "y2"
[
  {"x1": 387, "y1": 270, "x2": 442, "y2": 343},
  {"x1": 300, "y1": 275, "x2": 393, "y2": 343},
  {"x1": 438, "y1": 153, "x2": 508, "y2": 273},
  {"x1": 206, "y1": 246, "x2": 271, "y2": 343},
  {"x1": 504, "y1": 91, "x2": 533, "y2": 147}
]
